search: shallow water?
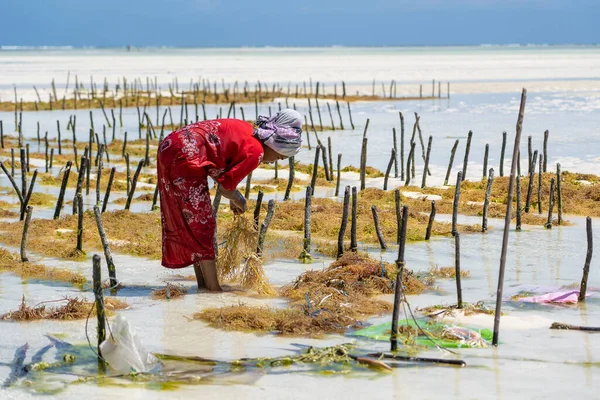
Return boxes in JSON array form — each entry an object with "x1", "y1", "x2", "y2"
[{"x1": 1, "y1": 47, "x2": 600, "y2": 399}]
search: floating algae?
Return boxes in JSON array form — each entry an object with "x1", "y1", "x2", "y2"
[{"x1": 13, "y1": 338, "x2": 391, "y2": 395}]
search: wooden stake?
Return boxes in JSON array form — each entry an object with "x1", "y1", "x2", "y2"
[
  {"x1": 545, "y1": 178, "x2": 555, "y2": 229},
  {"x1": 482, "y1": 168, "x2": 495, "y2": 232},
  {"x1": 384, "y1": 148, "x2": 396, "y2": 191},
  {"x1": 20, "y1": 170, "x2": 38, "y2": 221},
  {"x1": 444, "y1": 139, "x2": 459, "y2": 186},
  {"x1": 244, "y1": 171, "x2": 253, "y2": 200},
  {"x1": 125, "y1": 160, "x2": 144, "y2": 210},
  {"x1": 579, "y1": 217, "x2": 594, "y2": 302},
  {"x1": 310, "y1": 146, "x2": 320, "y2": 195},
  {"x1": 94, "y1": 206, "x2": 117, "y2": 287},
  {"x1": 335, "y1": 153, "x2": 342, "y2": 197},
  {"x1": 347, "y1": 102, "x2": 355, "y2": 130},
  {"x1": 337, "y1": 186, "x2": 351, "y2": 258},
  {"x1": 425, "y1": 200, "x2": 436, "y2": 240},
  {"x1": 73, "y1": 152, "x2": 88, "y2": 215},
  {"x1": 20, "y1": 206, "x2": 33, "y2": 262},
  {"x1": 390, "y1": 206, "x2": 408, "y2": 352},
  {"x1": 253, "y1": 191, "x2": 264, "y2": 231},
  {"x1": 76, "y1": 194, "x2": 84, "y2": 252},
  {"x1": 493, "y1": 88, "x2": 527, "y2": 347},
  {"x1": 538, "y1": 154, "x2": 543, "y2": 214},
  {"x1": 360, "y1": 137, "x2": 368, "y2": 191},
  {"x1": 483, "y1": 144, "x2": 489, "y2": 179},
  {"x1": 516, "y1": 175, "x2": 522, "y2": 232},
  {"x1": 54, "y1": 161, "x2": 72, "y2": 220},
  {"x1": 395, "y1": 189, "x2": 402, "y2": 244},
  {"x1": 256, "y1": 199, "x2": 275, "y2": 257},
  {"x1": 404, "y1": 142, "x2": 415, "y2": 186},
  {"x1": 371, "y1": 205, "x2": 387, "y2": 250},
  {"x1": 500, "y1": 131, "x2": 507, "y2": 177},
  {"x1": 461, "y1": 130, "x2": 472, "y2": 182},
  {"x1": 525, "y1": 150, "x2": 538, "y2": 213},
  {"x1": 452, "y1": 171, "x2": 462, "y2": 236},
  {"x1": 421, "y1": 136, "x2": 432, "y2": 188},
  {"x1": 543, "y1": 130, "x2": 549, "y2": 172},
  {"x1": 92, "y1": 254, "x2": 106, "y2": 360},
  {"x1": 399, "y1": 112, "x2": 405, "y2": 180},
  {"x1": 284, "y1": 156, "x2": 295, "y2": 201},
  {"x1": 455, "y1": 232, "x2": 463, "y2": 309},
  {"x1": 102, "y1": 167, "x2": 115, "y2": 213},
  {"x1": 302, "y1": 187, "x2": 312, "y2": 259},
  {"x1": 556, "y1": 163, "x2": 563, "y2": 225},
  {"x1": 350, "y1": 186, "x2": 358, "y2": 252}
]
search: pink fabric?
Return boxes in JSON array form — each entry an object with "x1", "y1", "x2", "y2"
[{"x1": 519, "y1": 290, "x2": 594, "y2": 304}]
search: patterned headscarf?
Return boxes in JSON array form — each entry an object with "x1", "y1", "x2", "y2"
[{"x1": 254, "y1": 109, "x2": 303, "y2": 157}]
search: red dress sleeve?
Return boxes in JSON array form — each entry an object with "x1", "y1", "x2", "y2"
[{"x1": 216, "y1": 129, "x2": 264, "y2": 191}]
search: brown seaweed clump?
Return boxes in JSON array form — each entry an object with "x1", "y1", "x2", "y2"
[
  {"x1": 1, "y1": 295, "x2": 128, "y2": 321},
  {"x1": 152, "y1": 283, "x2": 188, "y2": 300},
  {"x1": 196, "y1": 253, "x2": 434, "y2": 336},
  {"x1": 428, "y1": 265, "x2": 470, "y2": 279}
]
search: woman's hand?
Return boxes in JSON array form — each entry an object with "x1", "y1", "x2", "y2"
[{"x1": 230, "y1": 191, "x2": 247, "y2": 215}]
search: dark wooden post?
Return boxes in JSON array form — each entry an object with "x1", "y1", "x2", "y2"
[
  {"x1": 350, "y1": 186, "x2": 358, "y2": 252},
  {"x1": 545, "y1": 178, "x2": 555, "y2": 229},
  {"x1": 461, "y1": 130, "x2": 473, "y2": 182},
  {"x1": 421, "y1": 135, "x2": 432, "y2": 188},
  {"x1": 310, "y1": 146, "x2": 320, "y2": 195},
  {"x1": 482, "y1": 168, "x2": 495, "y2": 232},
  {"x1": 94, "y1": 206, "x2": 117, "y2": 287},
  {"x1": 125, "y1": 159, "x2": 144, "y2": 210},
  {"x1": 556, "y1": 163, "x2": 563, "y2": 225},
  {"x1": 452, "y1": 171, "x2": 462, "y2": 236},
  {"x1": 455, "y1": 233, "x2": 463, "y2": 309},
  {"x1": 384, "y1": 148, "x2": 396, "y2": 191},
  {"x1": 525, "y1": 150, "x2": 538, "y2": 213},
  {"x1": 578, "y1": 217, "x2": 593, "y2": 302},
  {"x1": 54, "y1": 161, "x2": 73, "y2": 220},
  {"x1": 444, "y1": 139, "x2": 459, "y2": 186},
  {"x1": 493, "y1": 88, "x2": 527, "y2": 347},
  {"x1": 284, "y1": 156, "x2": 295, "y2": 201},
  {"x1": 391, "y1": 206, "x2": 408, "y2": 352},
  {"x1": 92, "y1": 254, "x2": 106, "y2": 362},
  {"x1": 371, "y1": 206, "x2": 387, "y2": 250},
  {"x1": 425, "y1": 201, "x2": 436, "y2": 240},
  {"x1": 500, "y1": 131, "x2": 507, "y2": 177},
  {"x1": 543, "y1": 130, "x2": 549, "y2": 172},
  {"x1": 337, "y1": 186, "x2": 351, "y2": 258},
  {"x1": 516, "y1": 175, "x2": 522, "y2": 232},
  {"x1": 20, "y1": 206, "x2": 33, "y2": 262}
]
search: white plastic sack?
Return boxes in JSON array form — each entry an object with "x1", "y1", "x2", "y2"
[{"x1": 99, "y1": 314, "x2": 159, "y2": 374}]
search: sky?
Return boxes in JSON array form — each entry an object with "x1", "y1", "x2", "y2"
[{"x1": 1, "y1": 0, "x2": 599, "y2": 47}]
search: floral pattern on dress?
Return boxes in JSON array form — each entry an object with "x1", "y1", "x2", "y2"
[
  {"x1": 158, "y1": 138, "x2": 172, "y2": 154},
  {"x1": 181, "y1": 129, "x2": 199, "y2": 158}
]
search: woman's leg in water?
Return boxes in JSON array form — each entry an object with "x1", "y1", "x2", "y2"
[{"x1": 196, "y1": 260, "x2": 222, "y2": 292}]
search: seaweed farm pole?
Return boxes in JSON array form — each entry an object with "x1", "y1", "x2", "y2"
[
  {"x1": 493, "y1": 88, "x2": 527, "y2": 347},
  {"x1": 516, "y1": 175, "x2": 522, "y2": 232},
  {"x1": 421, "y1": 135, "x2": 432, "y2": 188},
  {"x1": 482, "y1": 168, "x2": 495, "y2": 232},
  {"x1": 399, "y1": 112, "x2": 405, "y2": 180},
  {"x1": 383, "y1": 149, "x2": 396, "y2": 191},
  {"x1": 20, "y1": 206, "x2": 33, "y2": 262},
  {"x1": 395, "y1": 189, "x2": 402, "y2": 244},
  {"x1": 20, "y1": 149, "x2": 27, "y2": 207},
  {"x1": 483, "y1": 144, "x2": 489, "y2": 179},
  {"x1": 54, "y1": 161, "x2": 72, "y2": 220},
  {"x1": 151, "y1": 183, "x2": 159, "y2": 212},
  {"x1": 425, "y1": 200, "x2": 436, "y2": 240},
  {"x1": 337, "y1": 186, "x2": 351, "y2": 258},
  {"x1": 284, "y1": 156, "x2": 295, "y2": 201},
  {"x1": 391, "y1": 206, "x2": 408, "y2": 352},
  {"x1": 96, "y1": 145, "x2": 104, "y2": 206},
  {"x1": 537, "y1": 154, "x2": 543, "y2": 214},
  {"x1": 335, "y1": 100, "x2": 344, "y2": 130},
  {"x1": 76, "y1": 194, "x2": 84, "y2": 252},
  {"x1": 461, "y1": 130, "x2": 473, "y2": 182},
  {"x1": 94, "y1": 206, "x2": 117, "y2": 287},
  {"x1": 545, "y1": 178, "x2": 555, "y2": 229},
  {"x1": 310, "y1": 146, "x2": 320, "y2": 195},
  {"x1": 525, "y1": 150, "x2": 538, "y2": 213},
  {"x1": 543, "y1": 130, "x2": 549, "y2": 172},
  {"x1": 444, "y1": 139, "x2": 459, "y2": 186},
  {"x1": 371, "y1": 206, "x2": 387, "y2": 250},
  {"x1": 454, "y1": 232, "x2": 463, "y2": 309},
  {"x1": 92, "y1": 254, "x2": 107, "y2": 366},
  {"x1": 256, "y1": 199, "x2": 275, "y2": 257},
  {"x1": 350, "y1": 186, "x2": 358, "y2": 252},
  {"x1": 404, "y1": 142, "x2": 415, "y2": 186},
  {"x1": 347, "y1": 102, "x2": 355, "y2": 130},
  {"x1": 327, "y1": 137, "x2": 334, "y2": 181},
  {"x1": 578, "y1": 217, "x2": 593, "y2": 302},
  {"x1": 125, "y1": 160, "x2": 144, "y2": 210},
  {"x1": 73, "y1": 152, "x2": 88, "y2": 215},
  {"x1": 335, "y1": 153, "x2": 342, "y2": 197},
  {"x1": 0, "y1": 161, "x2": 24, "y2": 205},
  {"x1": 392, "y1": 128, "x2": 399, "y2": 178},
  {"x1": 244, "y1": 171, "x2": 253, "y2": 200},
  {"x1": 528, "y1": 136, "x2": 533, "y2": 174},
  {"x1": 102, "y1": 167, "x2": 116, "y2": 213},
  {"x1": 20, "y1": 170, "x2": 38, "y2": 221},
  {"x1": 360, "y1": 136, "x2": 368, "y2": 190},
  {"x1": 302, "y1": 186, "x2": 312, "y2": 259},
  {"x1": 452, "y1": 171, "x2": 462, "y2": 236},
  {"x1": 500, "y1": 131, "x2": 507, "y2": 177},
  {"x1": 556, "y1": 163, "x2": 563, "y2": 225},
  {"x1": 253, "y1": 191, "x2": 264, "y2": 231}
]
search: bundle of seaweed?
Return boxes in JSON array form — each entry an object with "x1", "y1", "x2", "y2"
[
  {"x1": 152, "y1": 283, "x2": 188, "y2": 300},
  {"x1": 1, "y1": 295, "x2": 128, "y2": 321},
  {"x1": 418, "y1": 301, "x2": 495, "y2": 318},
  {"x1": 216, "y1": 216, "x2": 275, "y2": 295},
  {"x1": 196, "y1": 253, "x2": 435, "y2": 335},
  {"x1": 216, "y1": 216, "x2": 257, "y2": 280}
]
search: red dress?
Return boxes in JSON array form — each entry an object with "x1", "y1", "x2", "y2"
[{"x1": 157, "y1": 119, "x2": 264, "y2": 268}]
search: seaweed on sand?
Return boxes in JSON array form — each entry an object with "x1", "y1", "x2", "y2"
[
  {"x1": 152, "y1": 283, "x2": 188, "y2": 300},
  {"x1": 196, "y1": 253, "x2": 434, "y2": 336},
  {"x1": 1, "y1": 295, "x2": 128, "y2": 321}
]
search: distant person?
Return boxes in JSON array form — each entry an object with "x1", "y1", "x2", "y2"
[{"x1": 157, "y1": 110, "x2": 303, "y2": 291}]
